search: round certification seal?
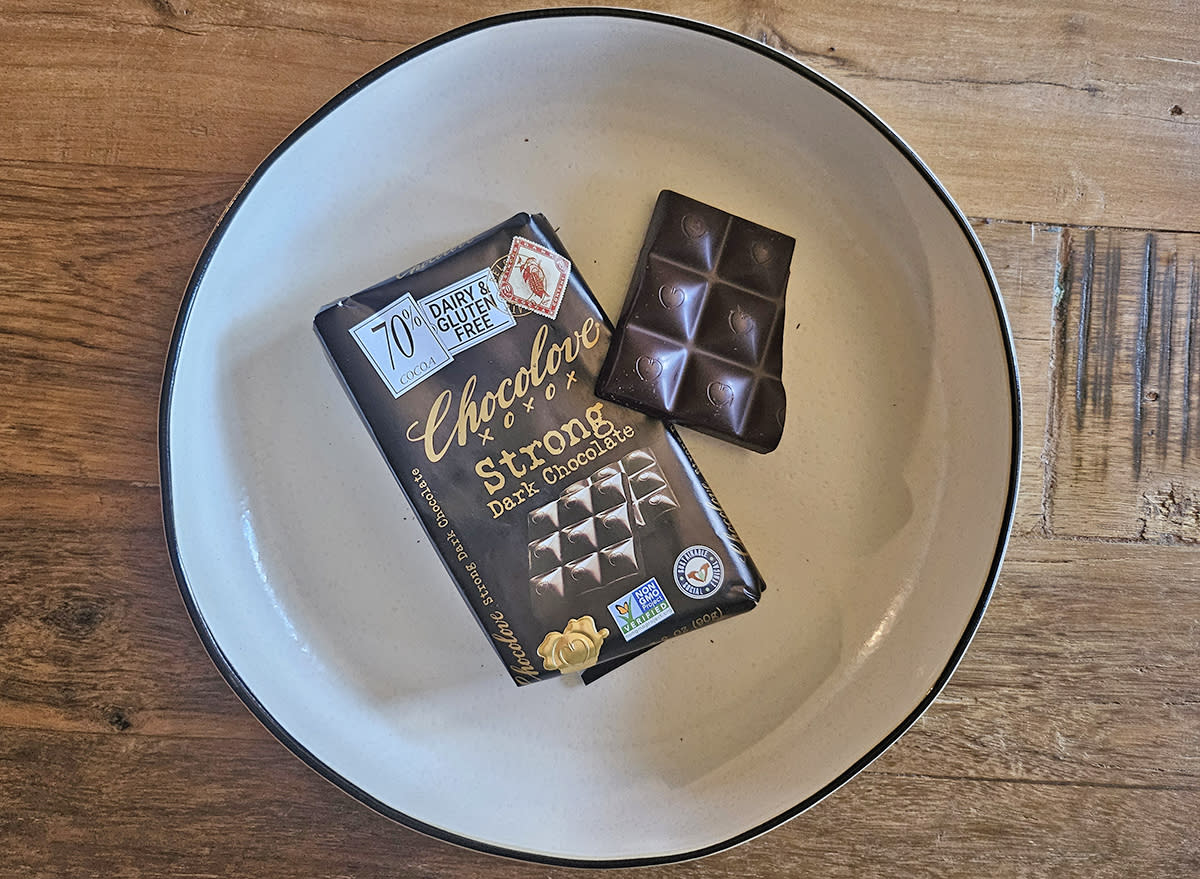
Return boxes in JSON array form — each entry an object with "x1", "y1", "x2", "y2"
[{"x1": 674, "y1": 545, "x2": 724, "y2": 599}]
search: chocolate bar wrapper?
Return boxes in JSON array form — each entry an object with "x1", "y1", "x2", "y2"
[{"x1": 314, "y1": 213, "x2": 765, "y2": 685}]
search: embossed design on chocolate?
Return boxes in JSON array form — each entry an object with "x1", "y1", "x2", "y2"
[
  {"x1": 707, "y1": 381, "x2": 734, "y2": 409},
  {"x1": 729, "y1": 306, "x2": 754, "y2": 335},
  {"x1": 638, "y1": 488, "x2": 680, "y2": 524},
  {"x1": 532, "y1": 569, "x2": 564, "y2": 598},
  {"x1": 659, "y1": 284, "x2": 685, "y2": 308},
  {"x1": 528, "y1": 533, "x2": 563, "y2": 576},
  {"x1": 635, "y1": 356, "x2": 662, "y2": 381},
  {"x1": 596, "y1": 190, "x2": 795, "y2": 453},
  {"x1": 528, "y1": 502, "x2": 559, "y2": 535},
  {"x1": 682, "y1": 214, "x2": 706, "y2": 239}
]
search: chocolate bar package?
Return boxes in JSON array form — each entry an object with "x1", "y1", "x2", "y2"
[{"x1": 314, "y1": 213, "x2": 765, "y2": 685}]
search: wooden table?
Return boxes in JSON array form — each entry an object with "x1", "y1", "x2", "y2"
[{"x1": 3, "y1": 1, "x2": 1197, "y2": 875}]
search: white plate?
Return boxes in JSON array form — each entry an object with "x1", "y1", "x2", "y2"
[{"x1": 161, "y1": 9, "x2": 1019, "y2": 866}]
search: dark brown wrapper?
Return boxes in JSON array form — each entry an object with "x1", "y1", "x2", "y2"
[{"x1": 314, "y1": 213, "x2": 765, "y2": 685}]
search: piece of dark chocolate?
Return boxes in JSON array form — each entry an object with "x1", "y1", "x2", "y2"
[{"x1": 596, "y1": 190, "x2": 795, "y2": 453}]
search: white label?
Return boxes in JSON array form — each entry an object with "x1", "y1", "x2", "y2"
[
  {"x1": 349, "y1": 293, "x2": 453, "y2": 398},
  {"x1": 417, "y1": 268, "x2": 516, "y2": 354}
]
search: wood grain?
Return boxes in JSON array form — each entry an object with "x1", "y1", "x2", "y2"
[
  {"x1": 892, "y1": 541, "x2": 1200, "y2": 789},
  {"x1": 3, "y1": 512, "x2": 1195, "y2": 790},
  {"x1": 0, "y1": 162, "x2": 229, "y2": 483},
  {"x1": 0, "y1": 515, "x2": 255, "y2": 740},
  {"x1": 1046, "y1": 227, "x2": 1200, "y2": 539},
  {"x1": 2, "y1": 0, "x2": 1199, "y2": 875},
  {"x1": 756, "y1": 0, "x2": 1200, "y2": 232},
  {"x1": 2, "y1": 1, "x2": 1199, "y2": 229},
  {"x1": 0, "y1": 718, "x2": 1194, "y2": 879},
  {"x1": 0, "y1": 161, "x2": 238, "y2": 374},
  {"x1": 969, "y1": 219, "x2": 1059, "y2": 537}
]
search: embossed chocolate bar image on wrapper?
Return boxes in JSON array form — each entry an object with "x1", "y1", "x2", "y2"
[
  {"x1": 314, "y1": 213, "x2": 764, "y2": 685},
  {"x1": 527, "y1": 447, "x2": 680, "y2": 630}
]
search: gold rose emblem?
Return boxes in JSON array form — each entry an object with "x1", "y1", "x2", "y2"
[{"x1": 537, "y1": 616, "x2": 609, "y2": 674}]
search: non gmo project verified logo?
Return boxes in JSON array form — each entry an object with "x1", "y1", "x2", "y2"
[{"x1": 608, "y1": 578, "x2": 674, "y2": 642}]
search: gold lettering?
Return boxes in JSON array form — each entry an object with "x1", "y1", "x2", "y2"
[
  {"x1": 496, "y1": 377, "x2": 514, "y2": 408},
  {"x1": 529, "y1": 325, "x2": 551, "y2": 388},
  {"x1": 514, "y1": 366, "x2": 531, "y2": 399},
  {"x1": 475, "y1": 457, "x2": 505, "y2": 494},
  {"x1": 518, "y1": 440, "x2": 546, "y2": 468},
  {"x1": 406, "y1": 389, "x2": 455, "y2": 462},
  {"x1": 478, "y1": 389, "x2": 497, "y2": 424},
  {"x1": 580, "y1": 317, "x2": 600, "y2": 349},
  {"x1": 584, "y1": 401, "x2": 614, "y2": 438},
  {"x1": 455, "y1": 375, "x2": 480, "y2": 448},
  {"x1": 405, "y1": 318, "x2": 606, "y2": 464},
  {"x1": 545, "y1": 339, "x2": 562, "y2": 376},
  {"x1": 497, "y1": 448, "x2": 526, "y2": 478},
  {"x1": 542, "y1": 429, "x2": 566, "y2": 456},
  {"x1": 490, "y1": 609, "x2": 538, "y2": 676},
  {"x1": 560, "y1": 332, "x2": 578, "y2": 363},
  {"x1": 558, "y1": 417, "x2": 588, "y2": 446}
]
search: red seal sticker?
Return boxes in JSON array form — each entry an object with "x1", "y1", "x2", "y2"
[{"x1": 497, "y1": 236, "x2": 571, "y2": 320}]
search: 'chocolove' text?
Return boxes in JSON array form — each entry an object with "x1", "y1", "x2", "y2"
[
  {"x1": 403, "y1": 317, "x2": 640, "y2": 519},
  {"x1": 405, "y1": 319, "x2": 602, "y2": 463}
]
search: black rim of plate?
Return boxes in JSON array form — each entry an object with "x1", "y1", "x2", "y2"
[{"x1": 159, "y1": 7, "x2": 1022, "y2": 868}]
